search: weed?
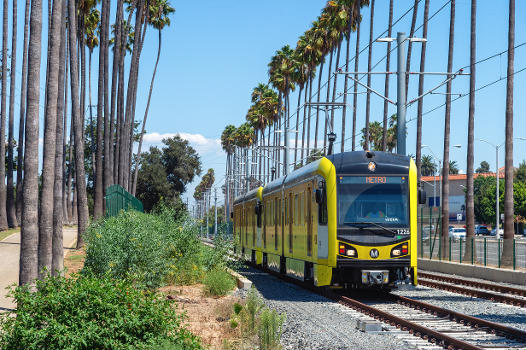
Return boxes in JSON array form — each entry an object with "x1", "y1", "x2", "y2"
[
  {"x1": 258, "y1": 308, "x2": 286, "y2": 350},
  {"x1": 241, "y1": 287, "x2": 264, "y2": 336},
  {"x1": 203, "y1": 269, "x2": 235, "y2": 296},
  {"x1": 233, "y1": 302, "x2": 243, "y2": 315}
]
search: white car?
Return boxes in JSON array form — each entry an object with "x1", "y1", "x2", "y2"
[
  {"x1": 490, "y1": 228, "x2": 503, "y2": 238},
  {"x1": 449, "y1": 228, "x2": 466, "y2": 240}
]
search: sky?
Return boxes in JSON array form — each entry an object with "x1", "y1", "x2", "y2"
[{"x1": 6, "y1": 0, "x2": 526, "y2": 211}]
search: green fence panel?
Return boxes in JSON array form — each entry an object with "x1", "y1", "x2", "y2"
[{"x1": 104, "y1": 184, "x2": 144, "y2": 217}]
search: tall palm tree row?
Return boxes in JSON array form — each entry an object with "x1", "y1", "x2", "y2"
[{"x1": 13, "y1": 0, "x2": 176, "y2": 286}]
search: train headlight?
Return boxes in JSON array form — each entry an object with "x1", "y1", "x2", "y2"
[
  {"x1": 391, "y1": 243, "x2": 409, "y2": 258},
  {"x1": 339, "y1": 242, "x2": 357, "y2": 258}
]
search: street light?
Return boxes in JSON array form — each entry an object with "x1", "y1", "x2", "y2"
[
  {"x1": 421, "y1": 144, "x2": 461, "y2": 207},
  {"x1": 477, "y1": 139, "x2": 503, "y2": 232}
]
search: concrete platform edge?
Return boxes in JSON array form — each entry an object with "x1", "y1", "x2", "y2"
[{"x1": 418, "y1": 258, "x2": 526, "y2": 285}]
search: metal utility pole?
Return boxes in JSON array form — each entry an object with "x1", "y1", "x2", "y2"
[
  {"x1": 245, "y1": 149, "x2": 250, "y2": 192},
  {"x1": 214, "y1": 188, "x2": 218, "y2": 236},
  {"x1": 206, "y1": 190, "x2": 209, "y2": 240},
  {"x1": 283, "y1": 116, "x2": 289, "y2": 175},
  {"x1": 496, "y1": 147, "x2": 499, "y2": 233},
  {"x1": 396, "y1": 32, "x2": 407, "y2": 155}
]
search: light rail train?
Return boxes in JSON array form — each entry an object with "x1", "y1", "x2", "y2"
[{"x1": 232, "y1": 151, "x2": 426, "y2": 288}]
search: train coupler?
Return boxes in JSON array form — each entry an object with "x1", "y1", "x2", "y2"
[{"x1": 361, "y1": 270, "x2": 389, "y2": 285}]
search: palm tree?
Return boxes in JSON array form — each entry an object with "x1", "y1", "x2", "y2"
[
  {"x1": 448, "y1": 161, "x2": 459, "y2": 175},
  {"x1": 221, "y1": 125, "x2": 236, "y2": 219},
  {"x1": 102, "y1": 0, "x2": 112, "y2": 202},
  {"x1": 405, "y1": 0, "x2": 419, "y2": 96},
  {"x1": 0, "y1": 0, "x2": 9, "y2": 231},
  {"x1": 421, "y1": 155, "x2": 437, "y2": 176},
  {"x1": 415, "y1": 0, "x2": 430, "y2": 183},
  {"x1": 441, "y1": 0, "x2": 455, "y2": 259},
  {"x1": 19, "y1": 0, "x2": 43, "y2": 286},
  {"x1": 312, "y1": 18, "x2": 329, "y2": 151},
  {"x1": 363, "y1": 0, "x2": 375, "y2": 150},
  {"x1": 382, "y1": 0, "x2": 393, "y2": 151},
  {"x1": 502, "y1": 0, "x2": 515, "y2": 267},
  {"x1": 16, "y1": 0, "x2": 30, "y2": 224},
  {"x1": 132, "y1": 0, "x2": 175, "y2": 196},
  {"x1": 7, "y1": 0, "x2": 18, "y2": 228},
  {"x1": 292, "y1": 50, "x2": 307, "y2": 166},
  {"x1": 52, "y1": 0, "x2": 67, "y2": 275},
  {"x1": 39, "y1": 0, "x2": 64, "y2": 277},
  {"x1": 464, "y1": 0, "x2": 477, "y2": 262},
  {"x1": 351, "y1": 8, "x2": 361, "y2": 151},
  {"x1": 85, "y1": 7, "x2": 99, "y2": 199},
  {"x1": 94, "y1": 0, "x2": 109, "y2": 218},
  {"x1": 68, "y1": 0, "x2": 89, "y2": 248}
]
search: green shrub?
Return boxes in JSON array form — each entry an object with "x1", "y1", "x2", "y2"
[
  {"x1": 0, "y1": 274, "x2": 201, "y2": 350},
  {"x1": 84, "y1": 207, "x2": 202, "y2": 289},
  {"x1": 202, "y1": 269, "x2": 235, "y2": 296},
  {"x1": 258, "y1": 308, "x2": 286, "y2": 350},
  {"x1": 241, "y1": 287, "x2": 263, "y2": 336},
  {"x1": 233, "y1": 302, "x2": 243, "y2": 315}
]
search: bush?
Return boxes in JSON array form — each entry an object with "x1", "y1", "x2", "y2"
[
  {"x1": 84, "y1": 207, "x2": 202, "y2": 289},
  {"x1": 0, "y1": 274, "x2": 201, "y2": 350},
  {"x1": 202, "y1": 268, "x2": 235, "y2": 296}
]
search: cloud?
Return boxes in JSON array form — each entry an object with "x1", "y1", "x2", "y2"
[{"x1": 142, "y1": 132, "x2": 222, "y2": 155}]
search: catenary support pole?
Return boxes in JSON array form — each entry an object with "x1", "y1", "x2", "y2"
[
  {"x1": 396, "y1": 32, "x2": 407, "y2": 155},
  {"x1": 214, "y1": 188, "x2": 217, "y2": 236}
]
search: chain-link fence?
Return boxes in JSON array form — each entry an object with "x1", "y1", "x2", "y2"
[{"x1": 418, "y1": 207, "x2": 526, "y2": 270}]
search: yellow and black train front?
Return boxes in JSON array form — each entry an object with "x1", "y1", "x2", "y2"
[
  {"x1": 233, "y1": 150, "x2": 423, "y2": 289},
  {"x1": 329, "y1": 151, "x2": 419, "y2": 287}
]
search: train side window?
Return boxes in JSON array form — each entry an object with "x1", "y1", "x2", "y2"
[
  {"x1": 318, "y1": 185, "x2": 328, "y2": 225},
  {"x1": 288, "y1": 193, "x2": 293, "y2": 253}
]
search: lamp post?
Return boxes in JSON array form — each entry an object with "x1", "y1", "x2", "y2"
[
  {"x1": 422, "y1": 144, "x2": 461, "y2": 207},
  {"x1": 477, "y1": 139, "x2": 503, "y2": 233}
]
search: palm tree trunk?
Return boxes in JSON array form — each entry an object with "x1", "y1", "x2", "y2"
[
  {"x1": 352, "y1": 17, "x2": 361, "y2": 151},
  {"x1": 502, "y1": 0, "x2": 515, "y2": 267},
  {"x1": 102, "y1": 0, "x2": 111, "y2": 200},
  {"x1": 19, "y1": 0, "x2": 43, "y2": 286},
  {"x1": 116, "y1": 38, "x2": 125, "y2": 186},
  {"x1": 314, "y1": 60, "x2": 324, "y2": 150},
  {"x1": 16, "y1": 0, "x2": 30, "y2": 224},
  {"x1": 132, "y1": 28, "x2": 162, "y2": 196},
  {"x1": 416, "y1": 0, "x2": 429, "y2": 184},
  {"x1": 306, "y1": 74, "x2": 313, "y2": 158},
  {"x1": 382, "y1": 0, "x2": 393, "y2": 152},
  {"x1": 301, "y1": 78, "x2": 308, "y2": 163},
  {"x1": 405, "y1": 0, "x2": 419, "y2": 97},
  {"x1": 94, "y1": 0, "x2": 109, "y2": 218},
  {"x1": 441, "y1": 0, "x2": 455, "y2": 259},
  {"x1": 110, "y1": 0, "x2": 124, "y2": 186},
  {"x1": 0, "y1": 0, "x2": 10, "y2": 231},
  {"x1": 293, "y1": 85, "x2": 303, "y2": 165},
  {"x1": 7, "y1": 0, "x2": 18, "y2": 228},
  {"x1": 88, "y1": 51, "x2": 95, "y2": 188},
  {"x1": 52, "y1": 0, "x2": 67, "y2": 275},
  {"x1": 341, "y1": 18, "x2": 352, "y2": 153},
  {"x1": 39, "y1": 0, "x2": 63, "y2": 278},
  {"x1": 62, "y1": 36, "x2": 69, "y2": 223},
  {"x1": 364, "y1": 0, "x2": 375, "y2": 151},
  {"x1": 68, "y1": 0, "x2": 89, "y2": 248},
  {"x1": 464, "y1": 0, "x2": 477, "y2": 262},
  {"x1": 330, "y1": 36, "x2": 342, "y2": 138},
  {"x1": 121, "y1": 0, "x2": 145, "y2": 191},
  {"x1": 323, "y1": 49, "x2": 334, "y2": 151}
]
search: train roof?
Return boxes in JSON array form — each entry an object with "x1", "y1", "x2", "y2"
[
  {"x1": 327, "y1": 151, "x2": 410, "y2": 175},
  {"x1": 233, "y1": 186, "x2": 263, "y2": 205}
]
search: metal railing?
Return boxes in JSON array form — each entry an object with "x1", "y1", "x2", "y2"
[
  {"x1": 418, "y1": 207, "x2": 526, "y2": 270},
  {"x1": 104, "y1": 184, "x2": 144, "y2": 217}
]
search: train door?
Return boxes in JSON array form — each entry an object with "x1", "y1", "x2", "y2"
[
  {"x1": 282, "y1": 195, "x2": 286, "y2": 256},
  {"x1": 288, "y1": 193, "x2": 293, "y2": 254},
  {"x1": 307, "y1": 187, "x2": 312, "y2": 257},
  {"x1": 263, "y1": 200, "x2": 267, "y2": 249},
  {"x1": 274, "y1": 197, "x2": 278, "y2": 251},
  {"x1": 252, "y1": 202, "x2": 256, "y2": 247}
]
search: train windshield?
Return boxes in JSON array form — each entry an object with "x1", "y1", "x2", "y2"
[{"x1": 337, "y1": 176, "x2": 409, "y2": 227}]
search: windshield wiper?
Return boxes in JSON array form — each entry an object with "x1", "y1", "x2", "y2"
[{"x1": 343, "y1": 221, "x2": 398, "y2": 237}]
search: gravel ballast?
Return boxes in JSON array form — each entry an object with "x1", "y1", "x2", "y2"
[
  {"x1": 391, "y1": 284, "x2": 526, "y2": 332},
  {"x1": 237, "y1": 267, "x2": 413, "y2": 350}
]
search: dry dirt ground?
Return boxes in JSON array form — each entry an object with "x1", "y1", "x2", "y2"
[{"x1": 63, "y1": 250, "x2": 245, "y2": 350}]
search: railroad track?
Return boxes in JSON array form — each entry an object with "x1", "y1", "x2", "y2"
[
  {"x1": 334, "y1": 291, "x2": 526, "y2": 350},
  {"x1": 418, "y1": 271, "x2": 526, "y2": 308},
  {"x1": 201, "y1": 240, "x2": 526, "y2": 349}
]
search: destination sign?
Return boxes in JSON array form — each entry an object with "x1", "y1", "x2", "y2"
[{"x1": 338, "y1": 176, "x2": 406, "y2": 185}]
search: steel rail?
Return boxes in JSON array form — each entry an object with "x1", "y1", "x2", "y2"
[
  {"x1": 419, "y1": 271, "x2": 526, "y2": 297},
  {"x1": 418, "y1": 277, "x2": 526, "y2": 308}
]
